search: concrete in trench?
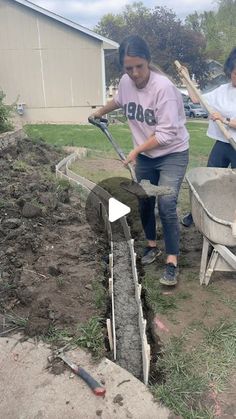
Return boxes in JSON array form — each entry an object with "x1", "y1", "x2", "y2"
[
  {"x1": 0, "y1": 334, "x2": 170, "y2": 419},
  {"x1": 113, "y1": 241, "x2": 142, "y2": 380}
]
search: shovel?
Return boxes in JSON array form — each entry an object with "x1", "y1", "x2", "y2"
[
  {"x1": 88, "y1": 117, "x2": 173, "y2": 198},
  {"x1": 174, "y1": 60, "x2": 236, "y2": 151}
]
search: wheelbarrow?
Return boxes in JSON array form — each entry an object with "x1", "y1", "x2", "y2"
[{"x1": 186, "y1": 167, "x2": 236, "y2": 285}]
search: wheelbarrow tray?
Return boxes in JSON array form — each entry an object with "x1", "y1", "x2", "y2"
[{"x1": 186, "y1": 167, "x2": 236, "y2": 246}]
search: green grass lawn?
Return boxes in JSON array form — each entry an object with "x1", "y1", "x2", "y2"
[
  {"x1": 25, "y1": 123, "x2": 132, "y2": 154},
  {"x1": 25, "y1": 121, "x2": 213, "y2": 167}
]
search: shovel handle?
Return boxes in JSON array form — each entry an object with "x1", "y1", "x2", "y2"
[
  {"x1": 174, "y1": 60, "x2": 236, "y2": 151},
  {"x1": 88, "y1": 116, "x2": 109, "y2": 129},
  {"x1": 88, "y1": 117, "x2": 137, "y2": 182}
]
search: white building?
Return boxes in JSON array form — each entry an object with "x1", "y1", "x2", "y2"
[{"x1": 0, "y1": 0, "x2": 118, "y2": 123}]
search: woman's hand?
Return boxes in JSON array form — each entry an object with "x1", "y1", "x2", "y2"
[
  {"x1": 123, "y1": 149, "x2": 139, "y2": 165},
  {"x1": 88, "y1": 99, "x2": 119, "y2": 121},
  {"x1": 178, "y1": 64, "x2": 191, "y2": 82},
  {"x1": 123, "y1": 135, "x2": 158, "y2": 165},
  {"x1": 210, "y1": 112, "x2": 224, "y2": 123},
  {"x1": 89, "y1": 111, "x2": 103, "y2": 120}
]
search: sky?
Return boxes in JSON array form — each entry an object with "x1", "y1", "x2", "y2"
[{"x1": 29, "y1": 0, "x2": 217, "y2": 29}]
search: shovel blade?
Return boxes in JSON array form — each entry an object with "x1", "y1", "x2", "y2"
[{"x1": 121, "y1": 179, "x2": 174, "y2": 197}]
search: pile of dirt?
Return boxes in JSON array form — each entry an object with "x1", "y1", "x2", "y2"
[{"x1": 0, "y1": 137, "x2": 106, "y2": 339}]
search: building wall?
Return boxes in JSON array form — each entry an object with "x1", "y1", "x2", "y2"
[{"x1": 0, "y1": 0, "x2": 105, "y2": 123}]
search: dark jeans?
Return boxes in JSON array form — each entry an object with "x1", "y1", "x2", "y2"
[
  {"x1": 207, "y1": 141, "x2": 236, "y2": 168},
  {"x1": 135, "y1": 150, "x2": 189, "y2": 255}
]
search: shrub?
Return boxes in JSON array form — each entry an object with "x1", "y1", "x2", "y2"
[{"x1": 0, "y1": 90, "x2": 14, "y2": 133}]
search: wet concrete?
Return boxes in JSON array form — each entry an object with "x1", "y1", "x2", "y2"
[
  {"x1": 113, "y1": 240, "x2": 142, "y2": 380},
  {"x1": 121, "y1": 179, "x2": 173, "y2": 198}
]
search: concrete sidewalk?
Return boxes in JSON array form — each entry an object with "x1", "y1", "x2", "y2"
[{"x1": 0, "y1": 335, "x2": 171, "y2": 419}]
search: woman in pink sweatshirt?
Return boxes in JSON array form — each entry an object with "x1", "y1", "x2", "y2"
[{"x1": 91, "y1": 35, "x2": 189, "y2": 286}]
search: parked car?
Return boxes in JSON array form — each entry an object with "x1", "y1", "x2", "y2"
[{"x1": 184, "y1": 103, "x2": 208, "y2": 118}]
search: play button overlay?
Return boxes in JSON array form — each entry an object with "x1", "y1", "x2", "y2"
[
  {"x1": 85, "y1": 176, "x2": 145, "y2": 242},
  {"x1": 108, "y1": 197, "x2": 130, "y2": 222}
]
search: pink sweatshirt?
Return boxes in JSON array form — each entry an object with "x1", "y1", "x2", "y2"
[{"x1": 114, "y1": 71, "x2": 189, "y2": 158}]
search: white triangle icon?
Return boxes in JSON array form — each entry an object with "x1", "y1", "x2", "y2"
[{"x1": 108, "y1": 198, "x2": 130, "y2": 222}]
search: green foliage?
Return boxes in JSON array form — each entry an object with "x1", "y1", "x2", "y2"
[
  {"x1": 56, "y1": 277, "x2": 65, "y2": 288},
  {"x1": 12, "y1": 160, "x2": 30, "y2": 172},
  {"x1": 25, "y1": 121, "x2": 210, "y2": 163},
  {"x1": 43, "y1": 325, "x2": 72, "y2": 344},
  {"x1": 217, "y1": 0, "x2": 236, "y2": 58},
  {"x1": 187, "y1": 122, "x2": 212, "y2": 168},
  {"x1": 204, "y1": 321, "x2": 236, "y2": 350},
  {"x1": 41, "y1": 319, "x2": 105, "y2": 358},
  {"x1": 143, "y1": 273, "x2": 178, "y2": 314},
  {"x1": 0, "y1": 90, "x2": 14, "y2": 133},
  {"x1": 56, "y1": 178, "x2": 71, "y2": 195},
  {"x1": 25, "y1": 123, "x2": 133, "y2": 153},
  {"x1": 73, "y1": 317, "x2": 104, "y2": 358},
  {"x1": 92, "y1": 279, "x2": 108, "y2": 311},
  {"x1": 206, "y1": 285, "x2": 236, "y2": 311},
  {"x1": 94, "y1": 2, "x2": 208, "y2": 86},
  {"x1": 185, "y1": 1, "x2": 236, "y2": 63},
  {"x1": 143, "y1": 273, "x2": 192, "y2": 315},
  {"x1": 96, "y1": 0, "x2": 236, "y2": 86},
  {"x1": 153, "y1": 336, "x2": 211, "y2": 418},
  {"x1": 56, "y1": 178, "x2": 71, "y2": 189},
  {"x1": 153, "y1": 319, "x2": 236, "y2": 418},
  {"x1": 5, "y1": 313, "x2": 28, "y2": 328}
]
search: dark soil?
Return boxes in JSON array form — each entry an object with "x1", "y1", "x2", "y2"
[
  {"x1": 0, "y1": 137, "x2": 105, "y2": 340},
  {"x1": 0, "y1": 139, "x2": 146, "y2": 383}
]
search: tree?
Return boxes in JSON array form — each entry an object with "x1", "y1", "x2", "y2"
[
  {"x1": 94, "y1": 2, "x2": 208, "y2": 87},
  {"x1": 146, "y1": 7, "x2": 208, "y2": 85},
  {"x1": 186, "y1": 11, "x2": 223, "y2": 60},
  {"x1": 95, "y1": 3, "x2": 151, "y2": 86},
  {"x1": 185, "y1": 1, "x2": 236, "y2": 63},
  {"x1": 217, "y1": 0, "x2": 236, "y2": 58}
]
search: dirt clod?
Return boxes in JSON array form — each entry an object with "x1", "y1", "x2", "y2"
[
  {"x1": 113, "y1": 394, "x2": 124, "y2": 406},
  {"x1": 22, "y1": 202, "x2": 42, "y2": 218}
]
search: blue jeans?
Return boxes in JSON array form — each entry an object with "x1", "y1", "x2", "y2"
[{"x1": 135, "y1": 150, "x2": 189, "y2": 255}]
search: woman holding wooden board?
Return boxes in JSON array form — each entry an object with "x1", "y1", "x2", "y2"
[{"x1": 176, "y1": 47, "x2": 236, "y2": 227}]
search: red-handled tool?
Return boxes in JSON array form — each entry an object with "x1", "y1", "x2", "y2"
[{"x1": 58, "y1": 353, "x2": 106, "y2": 397}]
